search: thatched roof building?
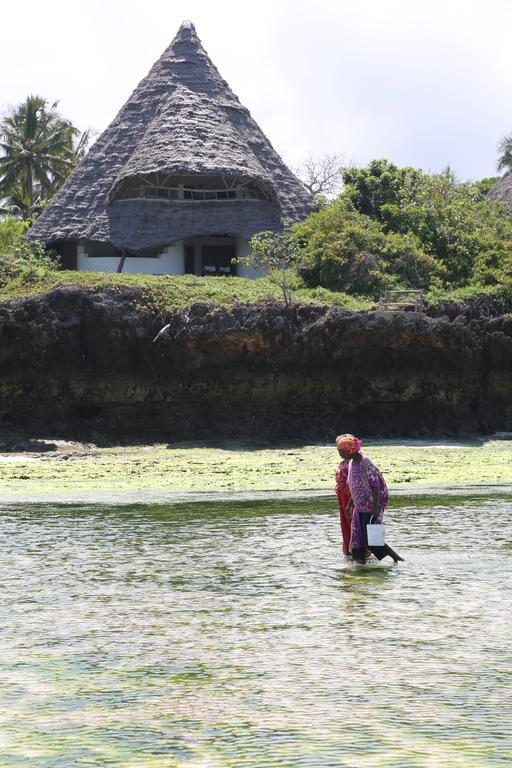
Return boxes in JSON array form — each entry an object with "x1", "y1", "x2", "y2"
[
  {"x1": 488, "y1": 172, "x2": 512, "y2": 206},
  {"x1": 28, "y1": 21, "x2": 312, "y2": 276}
]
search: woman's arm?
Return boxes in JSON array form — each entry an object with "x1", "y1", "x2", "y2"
[{"x1": 364, "y1": 458, "x2": 382, "y2": 518}]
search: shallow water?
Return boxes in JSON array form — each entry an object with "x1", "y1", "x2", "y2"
[{"x1": 0, "y1": 496, "x2": 511, "y2": 767}]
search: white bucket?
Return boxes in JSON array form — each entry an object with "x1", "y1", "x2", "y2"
[{"x1": 367, "y1": 521, "x2": 386, "y2": 547}]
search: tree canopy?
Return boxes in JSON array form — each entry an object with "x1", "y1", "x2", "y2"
[
  {"x1": 237, "y1": 224, "x2": 300, "y2": 307},
  {"x1": 0, "y1": 95, "x2": 88, "y2": 220},
  {"x1": 294, "y1": 159, "x2": 512, "y2": 296}
]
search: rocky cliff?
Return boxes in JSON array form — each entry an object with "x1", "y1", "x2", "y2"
[{"x1": 1, "y1": 287, "x2": 511, "y2": 440}]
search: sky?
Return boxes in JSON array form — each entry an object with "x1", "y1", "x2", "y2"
[{"x1": 1, "y1": 0, "x2": 512, "y2": 182}]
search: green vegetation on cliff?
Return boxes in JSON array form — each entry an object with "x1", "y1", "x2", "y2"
[
  {"x1": 2, "y1": 158, "x2": 512, "y2": 313},
  {"x1": 0, "y1": 266, "x2": 373, "y2": 312}
]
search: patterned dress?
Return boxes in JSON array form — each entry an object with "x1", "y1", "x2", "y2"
[
  {"x1": 334, "y1": 459, "x2": 352, "y2": 555},
  {"x1": 347, "y1": 455, "x2": 389, "y2": 553}
]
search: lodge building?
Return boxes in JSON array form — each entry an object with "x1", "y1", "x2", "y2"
[{"x1": 28, "y1": 21, "x2": 312, "y2": 277}]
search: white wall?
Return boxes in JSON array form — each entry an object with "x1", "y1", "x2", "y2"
[
  {"x1": 235, "y1": 236, "x2": 267, "y2": 279},
  {"x1": 77, "y1": 242, "x2": 184, "y2": 275},
  {"x1": 77, "y1": 245, "x2": 119, "y2": 272},
  {"x1": 122, "y1": 243, "x2": 184, "y2": 275},
  {"x1": 77, "y1": 238, "x2": 267, "y2": 279}
]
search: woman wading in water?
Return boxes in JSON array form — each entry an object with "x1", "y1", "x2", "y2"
[{"x1": 335, "y1": 434, "x2": 404, "y2": 564}]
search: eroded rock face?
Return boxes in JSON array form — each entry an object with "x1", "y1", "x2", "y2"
[{"x1": 0, "y1": 287, "x2": 511, "y2": 440}]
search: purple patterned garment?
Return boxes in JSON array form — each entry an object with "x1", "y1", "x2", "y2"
[{"x1": 347, "y1": 455, "x2": 389, "y2": 551}]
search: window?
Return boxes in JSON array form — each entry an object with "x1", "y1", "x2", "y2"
[{"x1": 112, "y1": 173, "x2": 275, "y2": 203}]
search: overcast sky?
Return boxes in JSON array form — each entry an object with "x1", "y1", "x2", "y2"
[{"x1": 2, "y1": 0, "x2": 511, "y2": 181}]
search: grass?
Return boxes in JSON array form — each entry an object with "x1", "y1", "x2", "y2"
[
  {"x1": 425, "y1": 280, "x2": 512, "y2": 311},
  {"x1": 2, "y1": 266, "x2": 512, "y2": 316},
  {"x1": 0, "y1": 270, "x2": 375, "y2": 312}
]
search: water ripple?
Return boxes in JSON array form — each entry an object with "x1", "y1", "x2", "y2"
[{"x1": 0, "y1": 497, "x2": 511, "y2": 766}]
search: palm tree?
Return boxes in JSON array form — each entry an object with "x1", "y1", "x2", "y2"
[
  {"x1": 497, "y1": 133, "x2": 512, "y2": 173},
  {"x1": 0, "y1": 182, "x2": 43, "y2": 220},
  {"x1": 0, "y1": 95, "x2": 88, "y2": 219}
]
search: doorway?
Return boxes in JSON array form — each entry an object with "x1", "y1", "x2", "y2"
[{"x1": 200, "y1": 244, "x2": 236, "y2": 276}]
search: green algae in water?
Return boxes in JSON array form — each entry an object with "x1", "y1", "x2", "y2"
[{"x1": 2, "y1": 438, "x2": 512, "y2": 503}]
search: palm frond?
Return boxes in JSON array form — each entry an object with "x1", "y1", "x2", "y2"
[
  {"x1": 0, "y1": 95, "x2": 85, "y2": 209},
  {"x1": 497, "y1": 133, "x2": 512, "y2": 172}
]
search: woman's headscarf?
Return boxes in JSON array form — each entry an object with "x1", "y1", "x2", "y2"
[{"x1": 335, "y1": 434, "x2": 362, "y2": 454}]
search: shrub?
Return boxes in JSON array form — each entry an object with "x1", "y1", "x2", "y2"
[
  {"x1": 0, "y1": 218, "x2": 59, "y2": 286},
  {"x1": 0, "y1": 218, "x2": 29, "y2": 252},
  {"x1": 294, "y1": 199, "x2": 442, "y2": 296},
  {"x1": 340, "y1": 160, "x2": 512, "y2": 288},
  {"x1": 238, "y1": 226, "x2": 300, "y2": 306}
]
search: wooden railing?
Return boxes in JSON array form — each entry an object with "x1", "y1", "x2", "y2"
[
  {"x1": 117, "y1": 187, "x2": 260, "y2": 202},
  {"x1": 377, "y1": 290, "x2": 424, "y2": 312}
]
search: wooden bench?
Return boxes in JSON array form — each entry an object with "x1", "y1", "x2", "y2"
[{"x1": 377, "y1": 290, "x2": 424, "y2": 312}]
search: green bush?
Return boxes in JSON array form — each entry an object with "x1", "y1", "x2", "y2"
[
  {"x1": 294, "y1": 199, "x2": 442, "y2": 296},
  {"x1": 0, "y1": 217, "x2": 59, "y2": 286},
  {"x1": 0, "y1": 218, "x2": 29, "y2": 252},
  {"x1": 340, "y1": 160, "x2": 512, "y2": 288},
  {"x1": 425, "y1": 279, "x2": 512, "y2": 314},
  {"x1": 342, "y1": 160, "x2": 421, "y2": 221}
]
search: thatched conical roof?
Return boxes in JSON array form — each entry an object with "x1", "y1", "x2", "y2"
[
  {"x1": 110, "y1": 84, "x2": 275, "y2": 197},
  {"x1": 488, "y1": 171, "x2": 512, "y2": 206},
  {"x1": 29, "y1": 21, "x2": 312, "y2": 251}
]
